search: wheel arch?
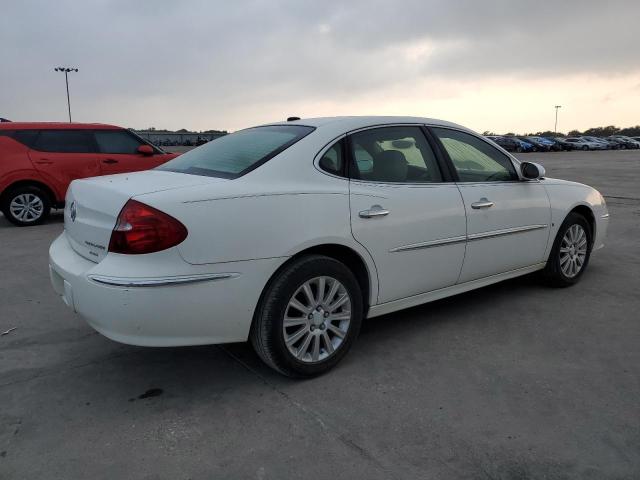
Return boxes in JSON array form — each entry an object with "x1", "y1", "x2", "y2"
[
  {"x1": 568, "y1": 204, "x2": 596, "y2": 241},
  {"x1": 253, "y1": 243, "x2": 376, "y2": 325},
  {"x1": 0, "y1": 179, "x2": 58, "y2": 208}
]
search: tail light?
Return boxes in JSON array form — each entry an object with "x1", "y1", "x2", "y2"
[{"x1": 108, "y1": 200, "x2": 187, "y2": 254}]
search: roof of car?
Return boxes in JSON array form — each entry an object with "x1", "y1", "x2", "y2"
[
  {"x1": 266, "y1": 116, "x2": 467, "y2": 132},
  {"x1": 0, "y1": 122, "x2": 122, "y2": 131}
]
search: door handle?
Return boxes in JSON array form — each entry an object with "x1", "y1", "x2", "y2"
[
  {"x1": 471, "y1": 198, "x2": 494, "y2": 209},
  {"x1": 102, "y1": 159, "x2": 118, "y2": 164},
  {"x1": 359, "y1": 205, "x2": 389, "y2": 218}
]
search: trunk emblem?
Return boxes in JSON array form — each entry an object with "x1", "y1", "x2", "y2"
[{"x1": 70, "y1": 202, "x2": 77, "y2": 222}]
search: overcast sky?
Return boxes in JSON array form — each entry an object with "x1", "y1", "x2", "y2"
[{"x1": 1, "y1": 0, "x2": 638, "y2": 133}]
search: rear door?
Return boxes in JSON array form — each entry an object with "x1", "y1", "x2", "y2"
[
  {"x1": 93, "y1": 129, "x2": 166, "y2": 174},
  {"x1": 347, "y1": 125, "x2": 467, "y2": 304},
  {"x1": 28, "y1": 130, "x2": 100, "y2": 199},
  {"x1": 430, "y1": 127, "x2": 551, "y2": 283}
]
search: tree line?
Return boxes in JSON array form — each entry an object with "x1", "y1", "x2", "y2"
[{"x1": 483, "y1": 125, "x2": 640, "y2": 137}]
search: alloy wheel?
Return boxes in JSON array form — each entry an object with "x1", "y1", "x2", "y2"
[
  {"x1": 559, "y1": 224, "x2": 588, "y2": 278},
  {"x1": 282, "y1": 276, "x2": 352, "y2": 363},
  {"x1": 9, "y1": 193, "x2": 44, "y2": 223}
]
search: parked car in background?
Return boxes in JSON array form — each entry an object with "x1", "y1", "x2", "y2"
[
  {"x1": 631, "y1": 136, "x2": 640, "y2": 143},
  {"x1": 581, "y1": 136, "x2": 618, "y2": 150},
  {"x1": 0, "y1": 123, "x2": 178, "y2": 226},
  {"x1": 563, "y1": 137, "x2": 605, "y2": 151},
  {"x1": 486, "y1": 135, "x2": 522, "y2": 152},
  {"x1": 516, "y1": 137, "x2": 549, "y2": 152},
  {"x1": 608, "y1": 135, "x2": 640, "y2": 149},
  {"x1": 527, "y1": 136, "x2": 560, "y2": 151},
  {"x1": 48, "y1": 116, "x2": 608, "y2": 377},
  {"x1": 545, "y1": 137, "x2": 574, "y2": 151},
  {"x1": 509, "y1": 137, "x2": 535, "y2": 152}
]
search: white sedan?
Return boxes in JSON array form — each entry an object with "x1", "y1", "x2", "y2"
[{"x1": 49, "y1": 117, "x2": 609, "y2": 376}]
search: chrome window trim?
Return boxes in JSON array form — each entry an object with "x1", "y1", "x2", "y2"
[
  {"x1": 313, "y1": 133, "x2": 349, "y2": 180},
  {"x1": 390, "y1": 224, "x2": 548, "y2": 253},
  {"x1": 88, "y1": 272, "x2": 240, "y2": 287}
]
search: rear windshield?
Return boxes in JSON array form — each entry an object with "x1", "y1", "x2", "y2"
[{"x1": 157, "y1": 125, "x2": 314, "y2": 179}]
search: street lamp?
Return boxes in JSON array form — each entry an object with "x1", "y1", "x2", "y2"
[
  {"x1": 554, "y1": 105, "x2": 562, "y2": 134},
  {"x1": 54, "y1": 67, "x2": 78, "y2": 122}
]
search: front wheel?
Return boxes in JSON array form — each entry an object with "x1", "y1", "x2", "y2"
[
  {"x1": 543, "y1": 213, "x2": 592, "y2": 287},
  {"x1": 250, "y1": 255, "x2": 363, "y2": 377},
  {"x1": 1, "y1": 185, "x2": 51, "y2": 226}
]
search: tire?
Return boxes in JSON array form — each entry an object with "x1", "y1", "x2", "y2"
[
  {"x1": 582, "y1": 145, "x2": 588, "y2": 151},
  {"x1": 1, "y1": 185, "x2": 51, "y2": 226},
  {"x1": 250, "y1": 255, "x2": 364, "y2": 377},
  {"x1": 543, "y1": 212, "x2": 592, "y2": 287},
  {"x1": 516, "y1": 146, "x2": 523, "y2": 153}
]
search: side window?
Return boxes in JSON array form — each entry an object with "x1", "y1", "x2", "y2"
[
  {"x1": 12, "y1": 130, "x2": 40, "y2": 148},
  {"x1": 318, "y1": 139, "x2": 344, "y2": 176},
  {"x1": 94, "y1": 130, "x2": 145, "y2": 154},
  {"x1": 431, "y1": 128, "x2": 518, "y2": 182},
  {"x1": 34, "y1": 130, "x2": 95, "y2": 153},
  {"x1": 348, "y1": 126, "x2": 442, "y2": 183}
]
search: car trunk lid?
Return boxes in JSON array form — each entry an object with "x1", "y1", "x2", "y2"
[{"x1": 64, "y1": 171, "x2": 217, "y2": 262}]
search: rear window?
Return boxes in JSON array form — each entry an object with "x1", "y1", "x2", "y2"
[
  {"x1": 0, "y1": 130, "x2": 39, "y2": 148},
  {"x1": 157, "y1": 125, "x2": 314, "y2": 179},
  {"x1": 34, "y1": 130, "x2": 96, "y2": 153}
]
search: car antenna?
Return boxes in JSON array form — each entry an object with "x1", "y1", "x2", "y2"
[{"x1": 287, "y1": 116, "x2": 301, "y2": 122}]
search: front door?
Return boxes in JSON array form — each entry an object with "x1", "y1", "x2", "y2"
[
  {"x1": 431, "y1": 127, "x2": 551, "y2": 283},
  {"x1": 94, "y1": 129, "x2": 164, "y2": 175},
  {"x1": 347, "y1": 125, "x2": 467, "y2": 304}
]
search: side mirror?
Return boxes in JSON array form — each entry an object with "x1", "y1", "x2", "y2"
[
  {"x1": 521, "y1": 161, "x2": 545, "y2": 180},
  {"x1": 137, "y1": 144, "x2": 154, "y2": 156}
]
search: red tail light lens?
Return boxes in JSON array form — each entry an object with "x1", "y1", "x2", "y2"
[{"x1": 108, "y1": 200, "x2": 188, "y2": 255}]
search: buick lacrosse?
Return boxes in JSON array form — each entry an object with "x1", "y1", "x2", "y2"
[{"x1": 49, "y1": 116, "x2": 609, "y2": 376}]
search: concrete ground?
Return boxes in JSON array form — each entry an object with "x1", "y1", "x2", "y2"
[{"x1": 1, "y1": 150, "x2": 638, "y2": 479}]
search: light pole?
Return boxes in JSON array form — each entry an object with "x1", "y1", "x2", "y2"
[
  {"x1": 554, "y1": 105, "x2": 562, "y2": 134},
  {"x1": 54, "y1": 67, "x2": 78, "y2": 122}
]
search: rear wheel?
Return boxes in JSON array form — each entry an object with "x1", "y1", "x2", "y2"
[
  {"x1": 1, "y1": 185, "x2": 51, "y2": 226},
  {"x1": 543, "y1": 212, "x2": 592, "y2": 287},
  {"x1": 250, "y1": 255, "x2": 363, "y2": 377},
  {"x1": 582, "y1": 145, "x2": 589, "y2": 151}
]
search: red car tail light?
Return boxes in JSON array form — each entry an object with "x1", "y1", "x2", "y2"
[{"x1": 108, "y1": 200, "x2": 187, "y2": 255}]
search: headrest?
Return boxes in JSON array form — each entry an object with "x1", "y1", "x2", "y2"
[{"x1": 372, "y1": 150, "x2": 408, "y2": 182}]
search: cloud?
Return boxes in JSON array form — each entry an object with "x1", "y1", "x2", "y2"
[{"x1": 0, "y1": 0, "x2": 638, "y2": 131}]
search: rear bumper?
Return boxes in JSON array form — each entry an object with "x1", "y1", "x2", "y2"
[{"x1": 49, "y1": 232, "x2": 284, "y2": 346}]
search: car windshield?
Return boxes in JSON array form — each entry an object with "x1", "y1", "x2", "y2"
[{"x1": 157, "y1": 125, "x2": 314, "y2": 179}]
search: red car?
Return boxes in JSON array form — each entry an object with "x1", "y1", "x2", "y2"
[{"x1": 0, "y1": 123, "x2": 178, "y2": 226}]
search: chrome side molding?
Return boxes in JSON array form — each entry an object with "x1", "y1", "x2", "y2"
[
  {"x1": 88, "y1": 272, "x2": 240, "y2": 287},
  {"x1": 467, "y1": 224, "x2": 548, "y2": 241},
  {"x1": 389, "y1": 235, "x2": 467, "y2": 252},
  {"x1": 390, "y1": 224, "x2": 548, "y2": 253}
]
